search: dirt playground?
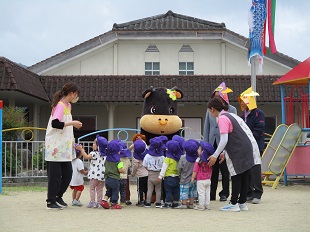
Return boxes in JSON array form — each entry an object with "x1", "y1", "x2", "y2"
[{"x1": 0, "y1": 182, "x2": 309, "y2": 232}]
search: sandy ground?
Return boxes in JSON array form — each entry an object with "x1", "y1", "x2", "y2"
[{"x1": 0, "y1": 182, "x2": 310, "y2": 232}]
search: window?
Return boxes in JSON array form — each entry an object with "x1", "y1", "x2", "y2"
[
  {"x1": 72, "y1": 115, "x2": 97, "y2": 141},
  {"x1": 145, "y1": 62, "x2": 160, "y2": 75},
  {"x1": 179, "y1": 62, "x2": 194, "y2": 75},
  {"x1": 264, "y1": 115, "x2": 277, "y2": 147}
]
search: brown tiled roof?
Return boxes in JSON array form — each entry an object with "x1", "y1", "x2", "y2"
[
  {"x1": 113, "y1": 10, "x2": 226, "y2": 31},
  {"x1": 40, "y1": 75, "x2": 291, "y2": 103},
  {"x1": 0, "y1": 57, "x2": 49, "y2": 101}
]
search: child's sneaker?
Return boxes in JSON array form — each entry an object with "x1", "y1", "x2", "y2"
[
  {"x1": 239, "y1": 203, "x2": 249, "y2": 211},
  {"x1": 100, "y1": 200, "x2": 110, "y2": 209},
  {"x1": 125, "y1": 201, "x2": 132, "y2": 206},
  {"x1": 56, "y1": 197, "x2": 68, "y2": 207},
  {"x1": 72, "y1": 199, "x2": 78, "y2": 206},
  {"x1": 96, "y1": 202, "x2": 103, "y2": 209},
  {"x1": 187, "y1": 204, "x2": 194, "y2": 209},
  {"x1": 219, "y1": 202, "x2": 241, "y2": 212},
  {"x1": 172, "y1": 202, "x2": 179, "y2": 208},
  {"x1": 111, "y1": 203, "x2": 122, "y2": 209},
  {"x1": 161, "y1": 203, "x2": 172, "y2": 209},
  {"x1": 155, "y1": 203, "x2": 162, "y2": 208},
  {"x1": 194, "y1": 205, "x2": 205, "y2": 211},
  {"x1": 176, "y1": 204, "x2": 187, "y2": 209},
  {"x1": 75, "y1": 200, "x2": 83, "y2": 206},
  {"x1": 136, "y1": 202, "x2": 145, "y2": 207},
  {"x1": 120, "y1": 202, "x2": 127, "y2": 207},
  {"x1": 144, "y1": 202, "x2": 151, "y2": 208},
  {"x1": 72, "y1": 199, "x2": 82, "y2": 206},
  {"x1": 87, "y1": 201, "x2": 97, "y2": 208},
  {"x1": 47, "y1": 202, "x2": 63, "y2": 210}
]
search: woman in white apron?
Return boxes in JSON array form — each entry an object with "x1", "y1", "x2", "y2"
[{"x1": 45, "y1": 82, "x2": 82, "y2": 210}]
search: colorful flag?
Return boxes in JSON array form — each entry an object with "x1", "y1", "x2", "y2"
[{"x1": 248, "y1": 0, "x2": 277, "y2": 74}]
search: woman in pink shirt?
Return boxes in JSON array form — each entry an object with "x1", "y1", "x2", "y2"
[
  {"x1": 207, "y1": 97, "x2": 260, "y2": 212},
  {"x1": 45, "y1": 82, "x2": 82, "y2": 210}
]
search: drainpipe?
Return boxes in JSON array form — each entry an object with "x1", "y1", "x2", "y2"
[{"x1": 107, "y1": 103, "x2": 116, "y2": 140}]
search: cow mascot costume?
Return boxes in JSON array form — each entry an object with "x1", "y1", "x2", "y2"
[{"x1": 140, "y1": 86, "x2": 183, "y2": 145}]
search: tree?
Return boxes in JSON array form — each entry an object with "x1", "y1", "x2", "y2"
[{"x1": 2, "y1": 106, "x2": 29, "y2": 141}]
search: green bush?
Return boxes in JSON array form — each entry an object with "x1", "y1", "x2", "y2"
[
  {"x1": 2, "y1": 106, "x2": 30, "y2": 176},
  {"x1": 2, "y1": 106, "x2": 30, "y2": 141},
  {"x1": 33, "y1": 144, "x2": 46, "y2": 170},
  {"x1": 2, "y1": 146, "x2": 21, "y2": 176}
]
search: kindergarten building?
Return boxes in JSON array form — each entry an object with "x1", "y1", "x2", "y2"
[{"x1": 0, "y1": 10, "x2": 301, "y2": 141}]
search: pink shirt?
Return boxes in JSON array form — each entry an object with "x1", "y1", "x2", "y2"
[
  {"x1": 193, "y1": 159, "x2": 212, "y2": 180},
  {"x1": 52, "y1": 101, "x2": 71, "y2": 121},
  {"x1": 218, "y1": 112, "x2": 233, "y2": 134}
]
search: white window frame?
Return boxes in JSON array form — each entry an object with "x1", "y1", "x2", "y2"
[
  {"x1": 179, "y1": 62, "x2": 194, "y2": 75},
  {"x1": 145, "y1": 62, "x2": 160, "y2": 75}
]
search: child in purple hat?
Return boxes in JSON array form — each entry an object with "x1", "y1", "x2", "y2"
[
  {"x1": 172, "y1": 135, "x2": 185, "y2": 156},
  {"x1": 143, "y1": 137, "x2": 165, "y2": 208},
  {"x1": 119, "y1": 141, "x2": 132, "y2": 207},
  {"x1": 131, "y1": 140, "x2": 149, "y2": 207},
  {"x1": 100, "y1": 140, "x2": 125, "y2": 209},
  {"x1": 158, "y1": 140, "x2": 181, "y2": 208},
  {"x1": 191, "y1": 141, "x2": 214, "y2": 211},
  {"x1": 177, "y1": 139, "x2": 199, "y2": 209},
  {"x1": 79, "y1": 135, "x2": 108, "y2": 208}
]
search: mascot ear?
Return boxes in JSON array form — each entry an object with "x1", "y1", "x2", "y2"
[
  {"x1": 142, "y1": 86, "x2": 155, "y2": 99},
  {"x1": 171, "y1": 86, "x2": 183, "y2": 99}
]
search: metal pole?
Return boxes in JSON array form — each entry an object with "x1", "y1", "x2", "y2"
[
  {"x1": 250, "y1": 56, "x2": 257, "y2": 92},
  {"x1": 280, "y1": 85, "x2": 288, "y2": 186},
  {"x1": 0, "y1": 100, "x2": 3, "y2": 194}
]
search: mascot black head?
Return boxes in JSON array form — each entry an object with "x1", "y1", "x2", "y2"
[{"x1": 140, "y1": 86, "x2": 183, "y2": 144}]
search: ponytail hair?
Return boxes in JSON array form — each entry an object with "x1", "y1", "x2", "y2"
[
  {"x1": 51, "y1": 82, "x2": 80, "y2": 107},
  {"x1": 207, "y1": 96, "x2": 229, "y2": 112}
]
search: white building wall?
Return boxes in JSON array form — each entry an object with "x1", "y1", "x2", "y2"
[
  {"x1": 35, "y1": 37, "x2": 289, "y2": 140},
  {"x1": 40, "y1": 39, "x2": 292, "y2": 76}
]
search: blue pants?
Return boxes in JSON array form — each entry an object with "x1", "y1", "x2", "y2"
[
  {"x1": 164, "y1": 176, "x2": 180, "y2": 204},
  {"x1": 105, "y1": 177, "x2": 120, "y2": 204}
]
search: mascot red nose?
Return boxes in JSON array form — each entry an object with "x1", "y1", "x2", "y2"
[{"x1": 140, "y1": 86, "x2": 183, "y2": 145}]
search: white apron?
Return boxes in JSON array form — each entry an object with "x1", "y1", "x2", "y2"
[{"x1": 45, "y1": 101, "x2": 75, "y2": 162}]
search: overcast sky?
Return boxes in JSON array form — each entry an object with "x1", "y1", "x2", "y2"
[{"x1": 1, "y1": 0, "x2": 309, "y2": 67}]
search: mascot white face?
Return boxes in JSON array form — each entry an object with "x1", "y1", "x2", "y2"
[{"x1": 140, "y1": 86, "x2": 183, "y2": 144}]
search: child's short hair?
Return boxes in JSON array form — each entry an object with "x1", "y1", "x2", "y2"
[{"x1": 132, "y1": 133, "x2": 146, "y2": 143}]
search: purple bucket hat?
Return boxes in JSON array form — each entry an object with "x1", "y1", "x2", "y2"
[
  {"x1": 172, "y1": 135, "x2": 185, "y2": 156},
  {"x1": 166, "y1": 140, "x2": 181, "y2": 161},
  {"x1": 119, "y1": 141, "x2": 131, "y2": 158},
  {"x1": 200, "y1": 141, "x2": 215, "y2": 162},
  {"x1": 148, "y1": 137, "x2": 165, "y2": 157},
  {"x1": 159, "y1": 135, "x2": 168, "y2": 149},
  {"x1": 74, "y1": 143, "x2": 81, "y2": 155},
  {"x1": 133, "y1": 140, "x2": 148, "y2": 160},
  {"x1": 106, "y1": 140, "x2": 121, "y2": 162},
  {"x1": 183, "y1": 139, "x2": 199, "y2": 163},
  {"x1": 96, "y1": 135, "x2": 108, "y2": 157}
]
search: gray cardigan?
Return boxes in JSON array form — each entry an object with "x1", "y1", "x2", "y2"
[{"x1": 203, "y1": 105, "x2": 237, "y2": 145}]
